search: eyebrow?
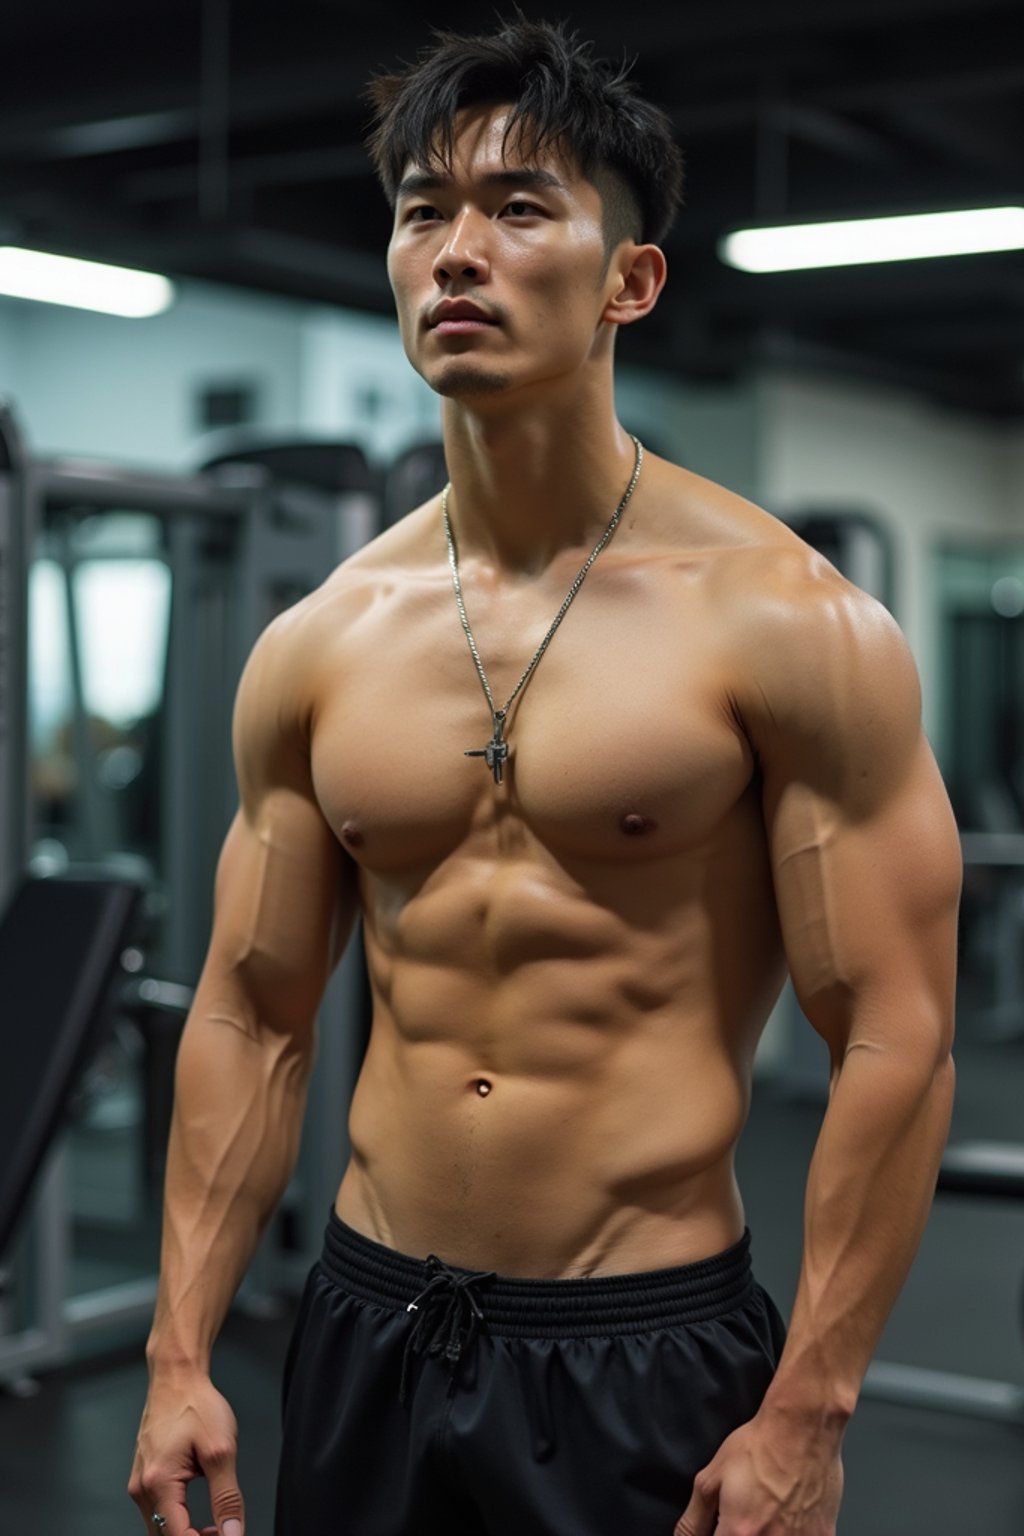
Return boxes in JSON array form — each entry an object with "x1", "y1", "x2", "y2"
[{"x1": 395, "y1": 168, "x2": 568, "y2": 202}]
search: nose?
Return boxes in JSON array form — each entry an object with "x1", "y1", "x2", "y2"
[{"x1": 432, "y1": 209, "x2": 490, "y2": 288}]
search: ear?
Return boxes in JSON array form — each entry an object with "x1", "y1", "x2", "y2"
[{"x1": 602, "y1": 244, "x2": 667, "y2": 327}]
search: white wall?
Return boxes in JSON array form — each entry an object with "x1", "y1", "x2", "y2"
[
  {"x1": 0, "y1": 282, "x2": 309, "y2": 471},
  {"x1": 0, "y1": 303, "x2": 22, "y2": 389},
  {"x1": 300, "y1": 307, "x2": 441, "y2": 465},
  {"x1": 0, "y1": 285, "x2": 444, "y2": 474}
]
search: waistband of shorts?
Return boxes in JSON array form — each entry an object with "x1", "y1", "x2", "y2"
[{"x1": 318, "y1": 1210, "x2": 756, "y2": 1337}]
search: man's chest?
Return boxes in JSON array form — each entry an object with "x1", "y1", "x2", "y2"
[{"x1": 308, "y1": 568, "x2": 757, "y2": 875}]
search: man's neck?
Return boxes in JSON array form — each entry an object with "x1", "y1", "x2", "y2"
[{"x1": 441, "y1": 387, "x2": 640, "y2": 577}]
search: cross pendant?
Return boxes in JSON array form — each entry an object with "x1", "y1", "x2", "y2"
[{"x1": 465, "y1": 710, "x2": 509, "y2": 785}]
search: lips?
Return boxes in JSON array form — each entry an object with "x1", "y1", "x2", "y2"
[{"x1": 428, "y1": 299, "x2": 498, "y2": 329}]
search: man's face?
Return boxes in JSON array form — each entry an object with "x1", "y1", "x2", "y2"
[{"x1": 387, "y1": 105, "x2": 626, "y2": 401}]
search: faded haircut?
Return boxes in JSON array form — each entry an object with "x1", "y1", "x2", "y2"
[{"x1": 364, "y1": 17, "x2": 685, "y2": 251}]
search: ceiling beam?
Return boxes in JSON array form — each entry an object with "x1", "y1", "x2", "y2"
[
  {"x1": 574, "y1": 0, "x2": 1014, "y2": 53},
  {"x1": 879, "y1": 100, "x2": 1022, "y2": 177}
]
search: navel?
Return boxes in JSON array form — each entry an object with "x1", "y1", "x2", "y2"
[
  {"x1": 474, "y1": 1078, "x2": 493, "y2": 1097},
  {"x1": 621, "y1": 812, "x2": 656, "y2": 837},
  {"x1": 341, "y1": 820, "x2": 364, "y2": 849}
]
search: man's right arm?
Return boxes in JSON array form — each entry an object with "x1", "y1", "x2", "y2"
[{"x1": 130, "y1": 609, "x2": 358, "y2": 1536}]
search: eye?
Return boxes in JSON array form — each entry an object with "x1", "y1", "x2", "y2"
[
  {"x1": 404, "y1": 204, "x2": 442, "y2": 224},
  {"x1": 502, "y1": 199, "x2": 543, "y2": 218}
]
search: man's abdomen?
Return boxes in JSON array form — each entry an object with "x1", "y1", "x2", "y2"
[
  {"x1": 336, "y1": 975, "x2": 769, "y2": 1278},
  {"x1": 339, "y1": 797, "x2": 787, "y2": 1277}
]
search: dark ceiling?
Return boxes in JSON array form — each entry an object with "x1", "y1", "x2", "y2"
[{"x1": 2, "y1": 0, "x2": 1023, "y2": 418}]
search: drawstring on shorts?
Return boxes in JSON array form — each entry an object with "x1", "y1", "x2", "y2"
[
  {"x1": 319, "y1": 1211, "x2": 757, "y2": 1414},
  {"x1": 399, "y1": 1254, "x2": 497, "y2": 1405}
]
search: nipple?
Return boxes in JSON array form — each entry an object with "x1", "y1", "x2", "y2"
[
  {"x1": 475, "y1": 1079, "x2": 492, "y2": 1097},
  {"x1": 621, "y1": 813, "x2": 655, "y2": 837},
  {"x1": 341, "y1": 821, "x2": 364, "y2": 849}
]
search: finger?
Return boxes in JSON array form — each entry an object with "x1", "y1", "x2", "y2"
[
  {"x1": 674, "y1": 1470, "x2": 719, "y2": 1536},
  {"x1": 143, "y1": 1480, "x2": 199, "y2": 1536},
  {"x1": 152, "y1": 1504, "x2": 201, "y2": 1536},
  {"x1": 203, "y1": 1445, "x2": 245, "y2": 1536},
  {"x1": 212, "y1": 1518, "x2": 243, "y2": 1536},
  {"x1": 144, "y1": 1509, "x2": 199, "y2": 1536}
]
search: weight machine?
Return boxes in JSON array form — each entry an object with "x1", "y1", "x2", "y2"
[{"x1": 0, "y1": 400, "x2": 378, "y2": 1383}]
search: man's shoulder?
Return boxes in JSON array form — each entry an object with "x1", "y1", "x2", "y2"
[
  {"x1": 239, "y1": 504, "x2": 442, "y2": 733},
  {"x1": 646, "y1": 456, "x2": 808, "y2": 572},
  {"x1": 648, "y1": 459, "x2": 887, "y2": 644},
  {"x1": 646, "y1": 460, "x2": 917, "y2": 746},
  {"x1": 260, "y1": 505, "x2": 438, "y2": 649},
  {"x1": 709, "y1": 528, "x2": 918, "y2": 764},
  {"x1": 726, "y1": 537, "x2": 904, "y2": 691}
]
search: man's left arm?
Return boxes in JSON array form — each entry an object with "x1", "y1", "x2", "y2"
[{"x1": 678, "y1": 561, "x2": 962, "y2": 1536}]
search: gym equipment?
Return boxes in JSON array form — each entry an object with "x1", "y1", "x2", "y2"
[
  {"x1": 201, "y1": 439, "x2": 379, "y2": 502},
  {"x1": 0, "y1": 876, "x2": 142, "y2": 1258},
  {"x1": 938, "y1": 1141, "x2": 1024, "y2": 1202},
  {"x1": 384, "y1": 440, "x2": 448, "y2": 525},
  {"x1": 0, "y1": 403, "x2": 30, "y2": 913},
  {"x1": 123, "y1": 974, "x2": 196, "y2": 1193},
  {"x1": 0, "y1": 407, "x2": 380, "y2": 1380},
  {"x1": 959, "y1": 830, "x2": 1024, "y2": 1040}
]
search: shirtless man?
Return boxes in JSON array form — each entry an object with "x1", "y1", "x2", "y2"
[{"x1": 129, "y1": 19, "x2": 961, "y2": 1536}]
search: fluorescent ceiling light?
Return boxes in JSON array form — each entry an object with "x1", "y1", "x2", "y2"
[
  {"x1": 0, "y1": 247, "x2": 175, "y2": 316},
  {"x1": 719, "y1": 206, "x2": 1024, "y2": 273}
]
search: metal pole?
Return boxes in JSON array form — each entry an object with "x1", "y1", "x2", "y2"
[{"x1": 0, "y1": 400, "x2": 31, "y2": 905}]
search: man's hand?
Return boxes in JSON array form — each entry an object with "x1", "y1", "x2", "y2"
[
  {"x1": 674, "y1": 1412, "x2": 844, "y2": 1536},
  {"x1": 128, "y1": 1372, "x2": 245, "y2": 1536}
]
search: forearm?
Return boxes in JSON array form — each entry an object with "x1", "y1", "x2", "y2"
[
  {"x1": 146, "y1": 1001, "x2": 315, "y2": 1377},
  {"x1": 760, "y1": 1031, "x2": 956, "y2": 1432}
]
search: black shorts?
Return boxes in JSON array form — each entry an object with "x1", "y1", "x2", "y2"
[{"x1": 275, "y1": 1211, "x2": 786, "y2": 1536}]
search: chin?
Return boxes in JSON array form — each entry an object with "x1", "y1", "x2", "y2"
[{"x1": 430, "y1": 364, "x2": 512, "y2": 399}]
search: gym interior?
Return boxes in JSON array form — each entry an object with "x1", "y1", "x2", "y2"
[{"x1": 1, "y1": 3, "x2": 1022, "y2": 1532}]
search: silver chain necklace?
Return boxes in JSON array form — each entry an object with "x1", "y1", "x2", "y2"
[{"x1": 442, "y1": 436, "x2": 644, "y2": 785}]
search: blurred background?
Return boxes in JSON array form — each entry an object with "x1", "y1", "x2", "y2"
[{"x1": 0, "y1": 1, "x2": 1022, "y2": 1531}]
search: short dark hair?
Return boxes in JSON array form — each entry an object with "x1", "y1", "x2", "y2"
[{"x1": 365, "y1": 18, "x2": 684, "y2": 249}]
